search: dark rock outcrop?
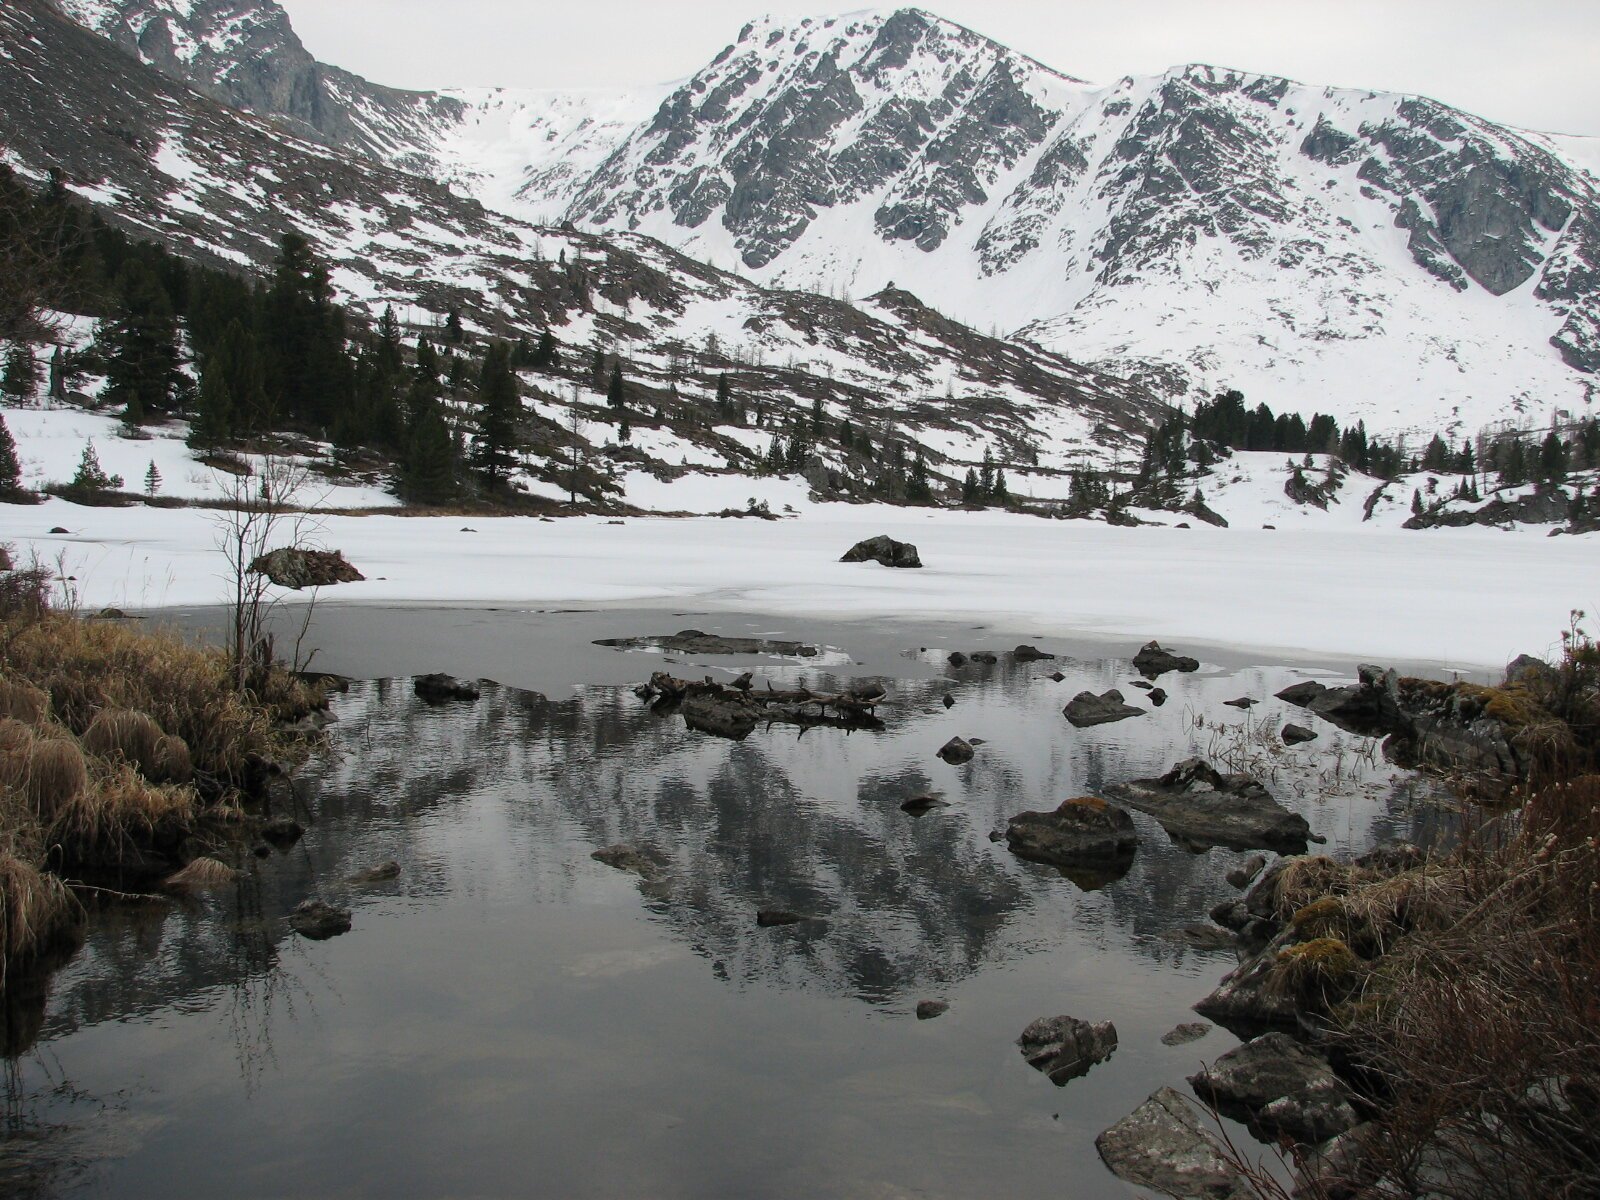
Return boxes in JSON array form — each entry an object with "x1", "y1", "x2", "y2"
[
  {"x1": 915, "y1": 1000, "x2": 948, "y2": 1020},
  {"x1": 840, "y1": 535, "x2": 922, "y2": 568},
  {"x1": 1105, "y1": 759, "x2": 1312, "y2": 852},
  {"x1": 1017, "y1": 1014, "x2": 1118, "y2": 1085},
  {"x1": 1004, "y1": 797, "x2": 1138, "y2": 870},
  {"x1": 1281, "y1": 723, "x2": 1318, "y2": 745},
  {"x1": 414, "y1": 674, "x2": 481, "y2": 704},
  {"x1": 937, "y1": 736, "x2": 974, "y2": 765},
  {"x1": 1188, "y1": 1032, "x2": 1359, "y2": 1146},
  {"x1": 1064, "y1": 689, "x2": 1146, "y2": 728},
  {"x1": 1133, "y1": 641, "x2": 1201, "y2": 678},
  {"x1": 595, "y1": 629, "x2": 819, "y2": 657},
  {"x1": 289, "y1": 899, "x2": 351, "y2": 940}
]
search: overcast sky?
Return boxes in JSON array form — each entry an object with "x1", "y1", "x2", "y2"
[{"x1": 277, "y1": 1, "x2": 1600, "y2": 137}]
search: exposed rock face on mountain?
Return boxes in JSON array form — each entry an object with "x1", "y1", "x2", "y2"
[
  {"x1": 39, "y1": 0, "x2": 1600, "y2": 441},
  {"x1": 1, "y1": 0, "x2": 1167, "y2": 495}
]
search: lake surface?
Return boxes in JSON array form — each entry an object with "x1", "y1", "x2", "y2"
[{"x1": 1, "y1": 609, "x2": 1446, "y2": 1199}]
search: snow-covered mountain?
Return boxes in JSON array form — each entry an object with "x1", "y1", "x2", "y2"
[
  {"x1": 0, "y1": 0, "x2": 1165, "y2": 496},
  {"x1": 35, "y1": 0, "x2": 1600, "y2": 442}
]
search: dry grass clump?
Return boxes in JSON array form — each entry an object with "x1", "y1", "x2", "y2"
[
  {"x1": 1267, "y1": 855, "x2": 1371, "y2": 920},
  {"x1": 161, "y1": 856, "x2": 238, "y2": 892},
  {"x1": 44, "y1": 760, "x2": 196, "y2": 865},
  {"x1": 0, "y1": 678, "x2": 49, "y2": 725},
  {"x1": 3, "y1": 614, "x2": 319, "y2": 781},
  {"x1": 0, "y1": 723, "x2": 90, "y2": 821},
  {"x1": 0, "y1": 849, "x2": 81, "y2": 987},
  {"x1": 81, "y1": 708, "x2": 164, "y2": 773},
  {"x1": 1268, "y1": 936, "x2": 1361, "y2": 1003}
]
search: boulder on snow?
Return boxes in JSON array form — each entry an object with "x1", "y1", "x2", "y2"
[
  {"x1": 840, "y1": 535, "x2": 922, "y2": 568},
  {"x1": 248, "y1": 547, "x2": 364, "y2": 589}
]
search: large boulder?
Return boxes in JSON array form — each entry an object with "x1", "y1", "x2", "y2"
[
  {"x1": 1064, "y1": 689, "x2": 1146, "y2": 728},
  {"x1": 248, "y1": 547, "x2": 364, "y2": 589},
  {"x1": 1104, "y1": 758, "x2": 1312, "y2": 852},
  {"x1": 1017, "y1": 1014, "x2": 1118, "y2": 1085},
  {"x1": 1188, "y1": 1032, "x2": 1359, "y2": 1146},
  {"x1": 1133, "y1": 640, "x2": 1201, "y2": 678},
  {"x1": 1005, "y1": 797, "x2": 1138, "y2": 870},
  {"x1": 840, "y1": 535, "x2": 922, "y2": 568},
  {"x1": 680, "y1": 692, "x2": 758, "y2": 740},
  {"x1": 1096, "y1": 1087, "x2": 1250, "y2": 1200},
  {"x1": 414, "y1": 673, "x2": 481, "y2": 703}
]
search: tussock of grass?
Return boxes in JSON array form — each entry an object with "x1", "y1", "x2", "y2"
[
  {"x1": 0, "y1": 850, "x2": 81, "y2": 988},
  {"x1": 0, "y1": 679, "x2": 48, "y2": 725},
  {"x1": 5, "y1": 614, "x2": 319, "y2": 780},
  {"x1": 1268, "y1": 935, "x2": 1361, "y2": 1001},
  {"x1": 1268, "y1": 855, "x2": 1369, "y2": 919},
  {"x1": 46, "y1": 761, "x2": 196, "y2": 865},
  {"x1": 162, "y1": 856, "x2": 238, "y2": 892}
]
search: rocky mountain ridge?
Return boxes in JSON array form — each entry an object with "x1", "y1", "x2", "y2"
[{"x1": 30, "y1": 0, "x2": 1600, "y2": 444}]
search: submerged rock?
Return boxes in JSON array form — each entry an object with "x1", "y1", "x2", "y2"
[
  {"x1": 348, "y1": 860, "x2": 401, "y2": 885},
  {"x1": 1132, "y1": 641, "x2": 1201, "y2": 678},
  {"x1": 1161, "y1": 1023, "x2": 1213, "y2": 1047},
  {"x1": 1017, "y1": 1014, "x2": 1118, "y2": 1085},
  {"x1": 1189, "y1": 1032, "x2": 1359, "y2": 1146},
  {"x1": 1004, "y1": 797, "x2": 1138, "y2": 870},
  {"x1": 1104, "y1": 758, "x2": 1311, "y2": 852},
  {"x1": 289, "y1": 900, "x2": 351, "y2": 940},
  {"x1": 937, "y1": 736, "x2": 975, "y2": 765},
  {"x1": 899, "y1": 794, "x2": 945, "y2": 816},
  {"x1": 1096, "y1": 1087, "x2": 1249, "y2": 1199},
  {"x1": 840, "y1": 534, "x2": 922, "y2": 568},
  {"x1": 259, "y1": 816, "x2": 304, "y2": 849},
  {"x1": 414, "y1": 673, "x2": 481, "y2": 703},
  {"x1": 591, "y1": 845, "x2": 664, "y2": 880},
  {"x1": 1064, "y1": 689, "x2": 1146, "y2": 728},
  {"x1": 756, "y1": 909, "x2": 825, "y2": 929}
]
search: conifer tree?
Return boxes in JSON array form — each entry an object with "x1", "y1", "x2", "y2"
[
  {"x1": 444, "y1": 306, "x2": 464, "y2": 344},
  {"x1": 68, "y1": 440, "x2": 122, "y2": 495},
  {"x1": 715, "y1": 373, "x2": 731, "y2": 417},
  {"x1": 471, "y1": 342, "x2": 521, "y2": 490},
  {"x1": 143, "y1": 460, "x2": 161, "y2": 496},
  {"x1": 607, "y1": 362, "x2": 625, "y2": 411},
  {"x1": 0, "y1": 413, "x2": 25, "y2": 499},
  {"x1": 530, "y1": 329, "x2": 557, "y2": 371},
  {"x1": 2, "y1": 344, "x2": 38, "y2": 401},
  {"x1": 1539, "y1": 430, "x2": 1568, "y2": 484},
  {"x1": 992, "y1": 469, "x2": 1009, "y2": 505},
  {"x1": 99, "y1": 259, "x2": 181, "y2": 424},
  {"x1": 402, "y1": 403, "x2": 457, "y2": 504},
  {"x1": 189, "y1": 367, "x2": 234, "y2": 452},
  {"x1": 263, "y1": 233, "x2": 349, "y2": 428}
]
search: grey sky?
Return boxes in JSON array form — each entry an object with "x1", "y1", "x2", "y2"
[{"x1": 278, "y1": 1, "x2": 1600, "y2": 138}]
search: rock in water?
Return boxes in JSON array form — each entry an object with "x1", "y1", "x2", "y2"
[
  {"x1": 289, "y1": 900, "x2": 351, "y2": 940},
  {"x1": 591, "y1": 845, "x2": 664, "y2": 879},
  {"x1": 1275, "y1": 680, "x2": 1329, "y2": 706},
  {"x1": 941, "y1": 693, "x2": 955, "y2": 709},
  {"x1": 839, "y1": 535, "x2": 922, "y2": 568},
  {"x1": 680, "y1": 692, "x2": 758, "y2": 740},
  {"x1": 915, "y1": 1000, "x2": 949, "y2": 1020},
  {"x1": 1281, "y1": 723, "x2": 1318, "y2": 745},
  {"x1": 1188, "y1": 1032, "x2": 1359, "y2": 1145},
  {"x1": 937, "y1": 736, "x2": 974, "y2": 765},
  {"x1": 1148, "y1": 687, "x2": 1168, "y2": 707},
  {"x1": 1222, "y1": 697, "x2": 1255, "y2": 709},
  {"x1": 1004, "y1": 797, "x2": 1138, "y2": 869},
  {"x1": 248, "y1": 547, "x2": 364, "y2": 589},
  {"x1": 1096, "y1": 1087, "x2": 1249, "y2": 1199},
  {"x1": 414, "y1": 673, "x2": 481, "y2": 703},
  {"x1": 1161, "y1": 1023, "x2": 1212, "y2": 1047},
  {"x1": 900, "y1": 794, "x2": 944, "y2": 816},
  {"x1": 1104, "y1": 758, "x2": 1311, "y2": 852},
  {"x1": 1064, "y1": 689, "x2": 1146, "y2": 727},
  {"x1": 1012, "y1": 644, "x2": 1055, "y2": 662},
  {"x1": 1017, "y1": 1014, "x2": 1118, "y2": 1085},
  {"x1": 1225, "y1": 854, "x2": 1268, "y2": 890},
  {"x1": 348, "y1": 860, "x2": 401, "y2": 885},
  {"x1": 1132, "y1": 641, "x2": 1201, "y2": 678}
]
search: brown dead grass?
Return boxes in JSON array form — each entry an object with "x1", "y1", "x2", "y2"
[
  {"x1": 162, "y1": 856, "x2": 238, "y2": 892},
  {"x1": 0, "y1": 678, "x2": 48, "y2": 725}
]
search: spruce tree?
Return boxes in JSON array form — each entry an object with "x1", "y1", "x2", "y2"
[
  {"x1": 471, "y1": 342, "x2": 520, "y2": 490},
  {"x1": 264, "y1": 234, "x2": 349, "y2": 428},
  {"x1": 1539, "y1": 430, "x2": 1568, "y2": 484},
  {"x1": 99, "y1": 259, "x2": 181, "y2": 424},
  {"x1": 68, "y1": 440, "x2": 122, "y2": 496},
  {"x1": 402, "y1": 403, "x2": 457, "y2": 504},
  {"x1": 715, "y1": 373, "x2": 731, "y2": 417},
  {"x1": 2, "y1": 344, "x2": 39, "y2": 401},
  {"x1": 444, "y1": 307, "x2": 464, "y2": 344},
  {"x1": 143, "y1": 460, "x2": 161, "y2": 496},
  {"x1": 530, "y1": 329, "x2": 557, "y2": 371},
  {"x1": 607, "y1": 362, "x2": 625, "y2": 410},
  {"x1": 0, "y1": 413, "x2": 25, "y2": 499}
]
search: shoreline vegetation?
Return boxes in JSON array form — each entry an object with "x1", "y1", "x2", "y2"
[{"x1": 0, "y1": 544, "x2": 325, "y2": 997}]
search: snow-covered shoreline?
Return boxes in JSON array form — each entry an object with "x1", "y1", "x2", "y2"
[{"x1": 12, "y1": 494, "x2": 1595, "y2": 673}]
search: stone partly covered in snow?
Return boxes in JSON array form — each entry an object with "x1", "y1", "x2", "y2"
[
  {"x1": 414, "y1": 673, "x2": 481, "y2": 704},
  {"x1": 1005, "y1": 797, "x2": 1138, "y2": 870},
  {"x1": 1133, "y1": 641, "x2": 1200, "y2": 678},
  {"x1": 1064, "y1": 689, "x2": 1146, "y2": 728},
  {"x1": 248, "y1": 547, "x2": 364, "y2": 589},
  {"x1": 840, "y1": 535, "x2": 922, "y2": 569},
  {"x1": 1096, "y1": 1087, "x2": 1250, "y2": 1200},
  {"x1": 1188, "y1": 1032, "x2": 1360, "y2": 1146},
  {"x1": 1017, "y1": 1014, "x2": 1118, "y2": 1085},
  {"x1": 1105, "y1": 758, "x2": 1312, "y2": 852}
]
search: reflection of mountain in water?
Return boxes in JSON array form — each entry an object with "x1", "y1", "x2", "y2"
[{"x1": 26, "y1": 652, "x2": 1438, "y2": 1041}]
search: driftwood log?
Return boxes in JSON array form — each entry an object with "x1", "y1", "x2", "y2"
[{"x1": 638, "y1": 672, "x2": 887, "y2": 737}]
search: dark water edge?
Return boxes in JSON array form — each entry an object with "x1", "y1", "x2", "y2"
[{"x1": 0, "y1": 607, "x2": 1456, "y2": 1199}]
